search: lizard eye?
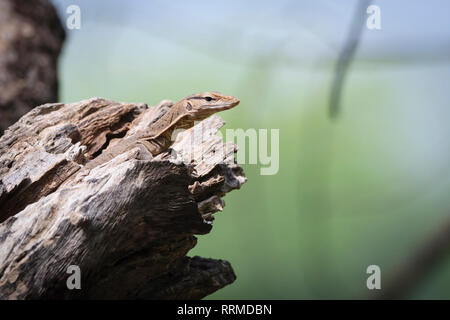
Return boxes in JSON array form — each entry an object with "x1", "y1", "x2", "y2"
[
  {"x1": 204, "y1": 96, "x2": 213, "y2": 102},
  {"x1": 186, "y1": 102, "x2": 192, "y2": 110}
]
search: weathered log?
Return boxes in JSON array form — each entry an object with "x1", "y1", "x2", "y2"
[
  {"x1": 0, "y1": 0, "x2": 65, "y2": 135},
  {"x1": 0, "y1": 97, "x2": 246, "y2": 299}
]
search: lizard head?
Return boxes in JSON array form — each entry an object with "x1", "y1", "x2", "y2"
[{"x1": 181, "y1": 92, "x2": 240, "y2": 120}]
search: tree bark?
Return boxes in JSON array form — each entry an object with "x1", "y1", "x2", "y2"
[
  {"x1": 0, "y1": 0, "x2": 65, "y2": 135},
  {"x1": 0, "y1": 97, "x2": 246, "y2": 299}
]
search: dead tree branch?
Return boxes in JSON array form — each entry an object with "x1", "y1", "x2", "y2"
[{"x1": 0, "y1": 98, "x2": 246, "y2": 299}]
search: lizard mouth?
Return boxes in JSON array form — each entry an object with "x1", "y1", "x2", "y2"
[{"x1": 208, "y1": 100, "x2": 240, "y2": 110}]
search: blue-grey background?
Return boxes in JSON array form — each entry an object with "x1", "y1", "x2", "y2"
[{"x1": 51, "y1": 0, "x2": 450, "y2": 299}]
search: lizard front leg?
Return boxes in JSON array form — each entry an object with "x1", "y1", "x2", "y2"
[
  {"x1": 137, "y1": 139, "x2": 158, "y2": 158},
  {"x1": 138, "y1": 135, "x2": 172, "y2": 157}
]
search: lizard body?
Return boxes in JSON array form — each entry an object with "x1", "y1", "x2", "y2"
[{"x1": 83, "y1": 92, "x2": 239, "y2": 171}]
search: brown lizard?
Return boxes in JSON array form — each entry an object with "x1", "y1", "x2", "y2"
[{"x1": 82, "y1": 92, "x2": 240, "y2": 172}]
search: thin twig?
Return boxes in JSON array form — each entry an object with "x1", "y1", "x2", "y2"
[
  {"x1": 329, "y1": 0, "x2": 372, "y2": 119},
  {"x1": 372, "y1": 217, "x2": 450, "y2": 299}
]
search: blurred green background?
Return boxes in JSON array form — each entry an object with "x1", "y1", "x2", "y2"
[{"x1": 52, "y1": 0, "x2": 450, "y2": 299}]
